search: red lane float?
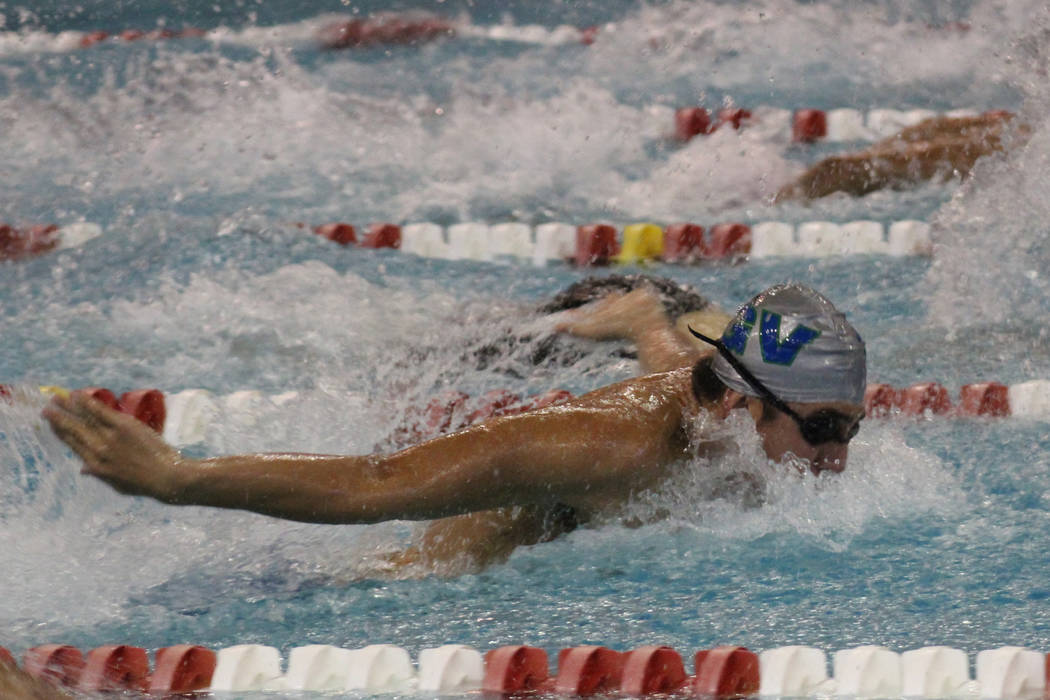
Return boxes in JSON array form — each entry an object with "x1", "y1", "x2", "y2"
[
  {"x1": 692, "y1": 646, "x2": 760, "y2": 698},
  {"x1": 864, "y1": 383, "x2": 900, "y2": 418},
  {"x1": 553, "y1": 646, "x2": 624, "y2": 696},
  {"x1": 523, "y1": 389, "x2": 574, "y2": 411},
  {"x1": 72, "y1": 387, "x2": 120, "y2": 410},
  {"x1": 706, "y1": 223, "x2": 752, "y2": 259},
  {"x1": 361, "y1": 223, "x2": 402, "y2": 249},
  {"x1": 897, "y1": 382, "x2": 952, "y2": 416},
  {"x1": 482, "y1": 645, "x2": 550, "y2": 694},
  {"x1": 575, "y1": 225, "x2": 620, "y2": 266},
  {"x1": 119, "y1": 389, "x2": 166, "y2": 432},
  {"x1": 79, "y1": 27, "x2": 205, "y2": 48},
  {"x1": 675, "y1": 108, "x2": 713, "y2": 141},
  {"x1": 663, "y1": 223, "x2": 705, "y2": 262},
  {"x1": 149, "y1": 644, "x2": 217, "y2": 694},
  {"x1": 66, "y1": 386, "x2": 166, "y2": 431},
  {"x1": 317, "y1": 14, "x2": 456, "y2": 50},
  {"x1": 423, "y1": 390, "x2": 471, "y2": 434},
  {"x1": 313, "y1": 222, "x2": 402, "y2": 248},
  {"x1": 0, "y1": 223, "x2": 59, "y2": 262},
  {"x1": 466, "y1": 389, "x2": 523, "y2": 424},
  {"x1": 718, "y1": 108, "x2": 752, "y2": 130},
  {"x1": 792, "y1": 109, "x2": 828, "y2": 143},
  {"x1": 76, "y1": 645, "x2": 149, "y2": 693},
  {"x1": 865, "y1": 382, "x2": 1013, "y2": 418},
  {"x1": 314, "y1": 222, "x2": 357, "y2": 246},
  {"x1": 620, "y1": 646, "x2": 687, "y2": 696},
  {"x1": 394, "y1": 388, "x2": 574, "y2": 446},
  {"x1": 23, "y1": 644, "x2": 85, "y2": 687},
  {"x1": 958, "y1": 382, "x2": 1010, "y2": 417},
  {"x1": 674, "y1": 108, "x2": 753, "y2": 142}
]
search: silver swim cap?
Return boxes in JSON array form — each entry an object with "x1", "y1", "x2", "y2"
[{"x1": 711, "y1": 284, "x2": 866, "y2": 405}]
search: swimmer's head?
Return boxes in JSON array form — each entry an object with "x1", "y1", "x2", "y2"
[{"x1": 708, "y1": 283, "x2": 866, "y2": 406}]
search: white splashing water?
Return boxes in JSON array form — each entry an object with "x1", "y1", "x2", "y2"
[
  {"x1": 1, "y1": 0, "x2": 1038, "y2": 227},
  {"x1": 621, "y1": 410, "x2": 959, "y2": 552},
  {"x1": 920, "y1": 4, "x2": 1050, "y2": 329}
]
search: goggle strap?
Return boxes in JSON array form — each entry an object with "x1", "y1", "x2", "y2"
[{"x1": 686, "y1": 326, "x2": 805, "y2": 423}]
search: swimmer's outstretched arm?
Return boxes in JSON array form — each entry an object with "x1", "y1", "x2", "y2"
[{"x1": 44, "y1": 369, "x2": 693, "y2": 524}]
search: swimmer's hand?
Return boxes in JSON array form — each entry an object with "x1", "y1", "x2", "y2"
[{"x1": 44, "y1": 393, "x2": 188, "y2": 503}]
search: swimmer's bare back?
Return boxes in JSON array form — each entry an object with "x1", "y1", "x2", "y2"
[
  {"x1": 44, "y1": 368, "x2": 700, "y2": 526},
  {"x1": 775, "y1": 111, "x2": 1022, "y2": 201}
]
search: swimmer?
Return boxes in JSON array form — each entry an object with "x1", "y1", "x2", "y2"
[
  {"x1": 775, "y1": 111, "x2": 1027, "y2": 201},
  {"x1": 317, "y1": 13, "x2": 455, "y2": 50},
  {"x1": 44, "y1": 283, "x2": 866, "y2": 574}
]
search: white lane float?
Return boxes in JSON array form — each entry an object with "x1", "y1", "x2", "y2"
[
  {"x1": 976, "y1": 647, "x2": 1045, "y2": 700},
  {"x1": 283, "y1": 645, "x2": 355, "y2": 691},
  {"x1": 417, "y1": 644, "x2": 485, "y2": 692},
  {"x1": 345, "y1": 644, "x2": 415, "y2": 691},
  {"x1": 901, "y1": 646, "x2": 972, "y2": 698},
  {"x1": 758, "y1": 645, "x2": 831, "y2": 696},
  {"x1": 833, "y1": 645, "x2": 903, "y2": 698},
  {"x1": 210, "y1": 644, "x2": 283, "y2": 692}
]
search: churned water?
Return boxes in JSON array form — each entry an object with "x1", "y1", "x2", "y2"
[{"x1": 2, "y1": 0, "x2": 1050, "y2": 692}]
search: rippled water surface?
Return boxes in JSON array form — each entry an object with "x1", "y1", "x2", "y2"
[{"x1": 3, "y1": 0, "x2": 1050, "y2": 692}]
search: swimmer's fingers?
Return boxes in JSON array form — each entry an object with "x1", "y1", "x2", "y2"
[
  {"x1": 43, "y1": 397, "x2": 117, "y2": 471},
  {"x1": 44, "y1": 396, "x2": 104, "y2": 446},
  {"x1": 65, "y1": 391, "x2": 127, "y2": 428},
  {"x1": 44, "y1": 394, "x2": 183, "y2": 499}
]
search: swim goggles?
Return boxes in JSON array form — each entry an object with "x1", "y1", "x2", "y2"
[{"x1": 688, "y1": 327, "x2": 862, "y2": 446}]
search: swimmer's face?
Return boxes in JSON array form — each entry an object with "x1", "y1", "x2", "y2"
[{"x1": 745, "y1": 398, "x2": 864, "y2": 475}]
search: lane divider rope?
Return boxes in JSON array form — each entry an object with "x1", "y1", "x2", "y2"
[
  {"x1": 5, "y1": 380, "x2": 1049, "y2": 451},
  {"x1": 0, "y1": 18, "x2": 998, "y2": 146},
  {"x1": 1, "y1": 642, "x2": 1045, "y2": 697},
  {"x1": 0, "y1": 219, "x2": 932, "y2": 264},
  {"x1": 672, "y1": 106, "x2": 994, "y2": 143},
  {"x1": 0, "y1": 15, "x2": 595, "y2": 55}
]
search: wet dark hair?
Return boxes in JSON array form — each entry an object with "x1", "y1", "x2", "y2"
[
  {"x1": 691, "y1": 355, "x2": 729, "y2": 405},
  {"x1": 693, "y1": 355, "x2": 780, "y2": 421},
  {"x1": 538, "y1": 274, "x2": 711, "y2": 320}
]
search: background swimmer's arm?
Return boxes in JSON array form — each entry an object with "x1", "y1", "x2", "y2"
[
  {"x1": 775, "y1": 112, "x2": 1019, "y2": 202},
  {"x1": 45, "y1": 373, "x2": 689, "y2": 524},
  {"x1": 874, "y1": 112, "x2": 1014, "y2": 145},
  {"x1": 555, "y1": 288, "x2": 702, "y2": 373}
]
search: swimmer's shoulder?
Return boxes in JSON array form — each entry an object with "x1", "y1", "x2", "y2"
[{"x1": 563, "y1": 365, "x2": 698, "y2": 407}]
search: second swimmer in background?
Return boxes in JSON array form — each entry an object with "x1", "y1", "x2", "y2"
[{"x1": 776, "y1": 110, "x2": 1027, "y2": 201}]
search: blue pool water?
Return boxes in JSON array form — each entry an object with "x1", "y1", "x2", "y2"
[{"x1": 3, "y1": 0, "x2": 1050, "y2": 692}]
